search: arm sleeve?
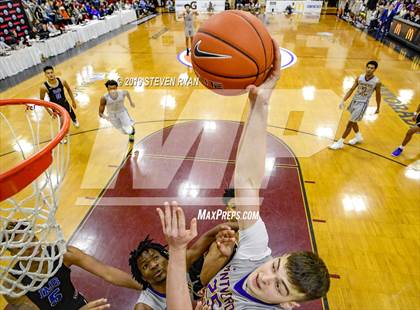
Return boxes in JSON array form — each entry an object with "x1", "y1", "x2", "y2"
[
  {"x1": 136, "y1": 291, "x2": 154, "y2": 308},
  {"x1": 234, "y1": 218, "x2": 271, "y2": 261}
]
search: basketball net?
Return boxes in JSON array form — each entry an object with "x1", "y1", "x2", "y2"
[{"x1": 0, "y1": 100, "x2": 70, "y2": 298}]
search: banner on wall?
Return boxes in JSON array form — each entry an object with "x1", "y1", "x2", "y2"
[
  {"x1": 0, "y1": 0, "x2": 30, "y2": 44},
  {"x1": 265, "y1": 0, "x2": 322, "y2": 14},
  {"x1": 175, "y1": 0, "x2": 225, "y2": 15}
]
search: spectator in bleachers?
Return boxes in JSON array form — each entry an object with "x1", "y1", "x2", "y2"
[
  {"x1": 338, "y1": 0, "x2": 347, "y2": 17},
  {"x1": 249, "y1": 0, "x2": 260, "y2": 15},
  {"x1": 58, "y1": 6, "x2": 72, "y2": 25},
  {"x1": 134, "y1": 0, "x2": 146, "y2": 16},
  {"x1": 39, "y1": 23, "x2": 50, "y2": 38},
  {"x1": 0, "y1": 40, "x2": 12, "y2": 55},
  {"x1": 285, "y1": 2, "x2": 295, "y2": 15},
  {"x1": 207, "y1": 1, "x2": 215, "y2": 14},
  {"x1": 341, "y1": 0, "x2": 420, "y2": 34},
  {"x1": 236, "y1": 0, "x2": 244, "y2": 10},
  {"x1": 146, "y1": 0, "x2": 157, "y2": 14},
  {"x1": 375, "y1": 2, "x2": 397, "y2": 39},
  {"x1": 166, "y1": 0, "x2": 175, "y2": 12},
  {"x1": 44, "y1": 2, "x2": 57, "y2": 23},
  {"x1": 406, "y1": 9, "x2": 419, "y2": 23}
]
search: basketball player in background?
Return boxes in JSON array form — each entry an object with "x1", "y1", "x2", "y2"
[
  {"x1": 330, "y1": 60, "x2": 381, "y2": 150},
  {"x1": 163, "y1": 39, "x2": 330, "y2": 310},
  {"x1": 179, "y1": 4, "x2": 199, "y2": 56},
  {"x1": 40, "y1": 66, "x2": 79, "y2": 128},
  {"x1": 2, "y1": 221, "x2": 142, "y2": 310},
  {"x1": 207, "y1": 1, "x2": 215, "y2": 14},
  {"x1": 99, "y1": 80, "x2": 136, "y2": 143},
  {"x1": 391, "y1": 103, "x2": 420, "y2": 156}
]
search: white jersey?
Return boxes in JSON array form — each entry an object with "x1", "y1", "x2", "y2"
[
  {"x1": 137, "y1": 287, "x2": 167, "y2": 310},
  {"x1": 135, "y1": 275, "x2": 194, "y2": 310},
  {"x1": 352, "y1": 74, "x2": 380, "y2": 103},
  {"x1": 184, "y1": 11, "x2": 194, "y2": 29},
  {"x1": 104, "y1": 90, "x2": 128, "y2": 114},
  {"x1": 203, "y1": 219, "x2": 278, "y2": 309}
]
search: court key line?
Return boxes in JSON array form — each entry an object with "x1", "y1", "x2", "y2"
[
  {"x1": 0, "y1": 118, "x2": 408, "y2": 168},
  {"x1": 141, "y1": 153, "x2": 299, "y2": 168}
]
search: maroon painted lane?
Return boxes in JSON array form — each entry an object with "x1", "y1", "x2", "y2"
[{"x1": 69, "y1": 121, "x2": 323, "y2": 310}]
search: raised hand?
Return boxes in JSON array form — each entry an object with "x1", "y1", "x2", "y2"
[
  {"x1": 247, "y1": 39, "x2": 281, "y2": 105},
  {"x1": 156, "y1": 201, "x2": 198, "y2": 250},
  {"x1": 215, "y1": 228, "x2": 236, "y2": 257}
]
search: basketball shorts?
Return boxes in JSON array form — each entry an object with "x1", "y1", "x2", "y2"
[
  {"x1": 348, "y1": 99, "x2": 368, "y2": 122},
  {"x1": 185, "y1": 27, "x2": 195, "y2": 38},
  {"x1": 106, "y1": 110, "x2": 134, "y2": 134}
]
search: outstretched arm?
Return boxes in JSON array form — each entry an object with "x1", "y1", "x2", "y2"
[
  {"x1": 344, "y1": 79, "x2": 358, "y2": 102},
  {"x1": 99, "y1": 96, "x2": 106, "y2": 117},
  {"x1": 157, "y1": 202, "x2": 197, "y2": 310},
  {"x1": 4, "y1": 295, "x2": 39, "y2": 310},
  {"x1": 63, "y1": 80, "x2": 77, "y2": 108},
  {"x1": 413, "y1": 104, "x2": 420, "y2": 121},
  {"x1": 339, "y1": 79, "x2": 358, "y2": 109},
  {"x1": 186, "y1": 222, "x2": 237, "y2": 269},
  {"x1": 234, "y1": 39, "x2": 281, "y2": 230},
  {"x1": 125, "y1": 90, "x2": 135, "y2": 108},
  {"x1": 40, "y1": 86, "x2": 54, "y2": 117},
  {"x1": 375, "y1": 82, "x2": 381, "y2": 114},
  {"x1": 64, "y1": 246, "x2": 142, "y2": 291},
  {"x1": 200, "y1": 229, "x2": 237, "y2": 285}
]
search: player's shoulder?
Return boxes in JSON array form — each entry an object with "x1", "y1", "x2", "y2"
[{"x1": 58, "y1": 77, "x2": 67, "y2": 85}]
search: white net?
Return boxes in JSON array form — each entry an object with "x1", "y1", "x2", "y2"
[{"x1": 0, "y1": 102, "x2": 70, "y2": 298}]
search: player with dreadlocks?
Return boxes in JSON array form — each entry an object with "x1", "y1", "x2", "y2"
[{"x1": 130, "y1": 223, "x2": 237, "y2": 310}]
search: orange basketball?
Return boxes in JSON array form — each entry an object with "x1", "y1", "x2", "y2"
[{"x1": 191, "y1": 10, "x2": 274, "y2": 96}]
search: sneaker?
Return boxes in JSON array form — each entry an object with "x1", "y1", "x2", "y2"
[
  {"x1": 348, "y1": 136, "x2": 363, "y2": 145},
  {"x1": 391, "y1": 147, "x2": 403, "y2": 157},
  {"x1": 329, "y1": 140, "x2": 344, "y2": 150},
  {"x1": 72, "y1": 120, "x2": 80, "y2": 128},
  {"x1": 129, "y1": 134, "x2": 135, "y2": 143}
]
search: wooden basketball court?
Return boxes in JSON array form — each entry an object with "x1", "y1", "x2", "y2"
[{"x1": 1, "y1": 12, "x2": 419, "y2": 310}]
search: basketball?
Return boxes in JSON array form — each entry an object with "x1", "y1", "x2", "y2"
[{"x1": 191, "y1": 10, "x2": 274, "y2": 95}]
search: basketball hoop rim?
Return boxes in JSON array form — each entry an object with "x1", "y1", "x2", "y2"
[{"x1": 0, "y1": 99, "x2": 70, "y2": 202}]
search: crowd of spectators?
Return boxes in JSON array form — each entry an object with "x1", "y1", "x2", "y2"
[
  {"x1": 1, "y1": 0, "x2": 158, "y2": 52},
  {"x1": 234, "y1": 0, "x2": 262, "y2": 14},
  {"x1": 338, "y1": 0, "x2": 419, "y2": 40},
  {"x1": 22, "y1": 0, "x2": 157, "y2": 33}
]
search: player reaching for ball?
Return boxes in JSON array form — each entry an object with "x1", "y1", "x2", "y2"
[
  {"x1": 162, "y1": 39, "x2": 330, "y2": 310},
  {"x1": 179, "y1": 4, "x2": 199, "y2": 56},
  {"x1": 190, "y1": 10, "x2": 274, "y2": 95}
]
